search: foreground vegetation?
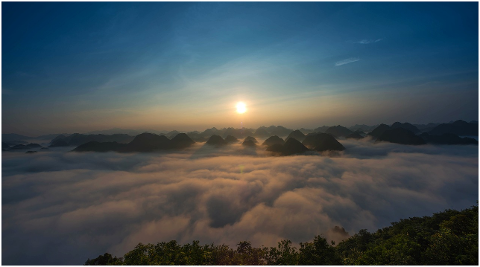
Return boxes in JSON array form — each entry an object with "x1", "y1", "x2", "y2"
[{"x1": 85, "y1": 205, "x2": 478, "y2": 265}]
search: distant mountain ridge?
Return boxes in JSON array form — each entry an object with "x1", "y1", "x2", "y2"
[
  {"x1": 286, "y1": 130, "x2": 306, "y2": 142},
  {"x1": 6, "y1": 120, "x2": 477, "y2": 152},
  {"x1": 262, "y1": 135, "x2": 285, "y2": 146},
  {"x1": 390, "y1": 122, "x2": 420, "y2": 134},
  {"x1": 366, "y1": 122, "x2": 478, "y2": 145},
  {"x1": 205, "y1": 135, "x2": 227, "y2": 146},
  {"x1": 428, "y1": 120, "x2": 478, "y2": 136},
  {"x1": 376, "y1": 128, "x2": 426, "y2": 145},
  {"x1": 303, "y1": 133, "x2": 345, "y2": 151},
  {"x1": 74, "y1": 133, "x2": 196, "y2": 152},
  {"x1": 266, "y1": 138, "x2": 309, "y2": 156},
  {"x1": 325, "y1": 125, "x2": 353, "y2": 138},
  {"x1": 50, "y1": 133, "x2": 135, "y2": 147},
  {"x1": 3, "y1": 133, "x2": 33, "y2": 142}
]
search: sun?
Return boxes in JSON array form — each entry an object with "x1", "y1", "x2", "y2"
[{"x1": 236, "y1": 102, "x2": 247, "y2": 114}]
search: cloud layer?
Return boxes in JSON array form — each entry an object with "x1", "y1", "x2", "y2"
[{"x1": 2, "y1": 140, "x2": 478, "y2": 264}]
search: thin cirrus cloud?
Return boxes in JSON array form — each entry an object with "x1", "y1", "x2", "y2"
[
  {"x1": 335, "y1": 57, "x2": 360, "y2": 67},
  {"x1": 354, "y1": 38, "x2": 383, "y2": 44},
  {"x1": 2, "y1": 140, "x2": 478, "y2": 264}
]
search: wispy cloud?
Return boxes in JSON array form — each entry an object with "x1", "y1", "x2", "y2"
[
  {"x1": 335, "y1": 58, "x2": 360, "y2": 67},
  {"x1": 353, "y1": 38, "x2": 382, "y2": 44}
]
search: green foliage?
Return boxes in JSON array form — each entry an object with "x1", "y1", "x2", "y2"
[
  {"x1": 266, "y1": 240, "x2": 299, "y2": 264},
  {"x1": 298, "y1": 235, "x2": 341, "y2": 265},
  {"x1": 121, "y1": 240, "x2": 216, "y2": 265},
  {"x1": 335, "y1": 205, "x2": 478, "y2": 265},
  {"x1": 85, "y1": 253, "x2": 123, "y2": 265},
  {"x1": 85, "y1": 205, "x2": 478, "y2": 265}
]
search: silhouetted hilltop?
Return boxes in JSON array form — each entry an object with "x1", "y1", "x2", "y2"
[
  {"x1": 221, "y1": 127, "x2": 254, "y2": 139},
  {"x1": 72, "y1": 133, "x2": 195, "y2": 152},
  {"x1": 10, "y1": 144, "x2": 26, "y2": 150},
  {"x1": 266, "y1": 143, "x2": 284, "y2": 154},
  {"x1": 120, "y1": 133, "x2": 171, "y2": 152},
  {"x1": 206, "y1": 135, "x2": 227, "y2": 146},
  {"x1": 50, "y1": 133, "x2": 134, "y2": 147},
  {"x1": 391, "y1": 122, "x2": 420, "y2": 133},
  {"x1": 266, "y1": 138, "x2": 309, "y2": 156},
  {"x1": 224, "y1": 135, "x2": 239, "y2": 143},
  {"x1": 8, "y1": 143, "x2": 42, "y2": 150},
  {"x1": 50, "y1": 134, "x2": 68, "y2": 146},
  {"x1": 303, "y1": 133, "x2": 345, "y2": 151},
  {"x1": 266, "y1": 126, "x2": 293, "y2": 137},
  {"x1": 202, "y1": 127, "x2": 221, "y2": 137},
  {"x1": 283, "y1": 138, "x2": 309, "y2": 155},
  {"x1": 166, "y1": 130, "x2": 180, "y2": 139},
  {"x1": 36, "y1": 133, "x2": 66, "y2": 141},
  {"x1": 345, "y1": 131, "x2": 364, "y2": 139},
  {"x1": 376, "y1": 128, "x2": 426, "y2": 145},
  {"x1": 50, "y1": 138, "x2": 69, "y2": 147},
  {"x1": 2, "y1": 133, "x2": 32, "y2": 142},
  {"x1": 170, "y1": 133, "x2": 195, "y2": 149},
  {"x1": 86, "y1": 128, "x2": 150, "y2": 136},
  {"x1": 348, "y1": 124, "x2": 378, "y2": 132},
  {"x1": 300, "y1": 128, "x2": 314, "y2": 134},
  {"x1": 242, "y1": 140, "x2": 256, "y2": 147},
  {"x1": 286, "y1": 130, "x2": 306, "y2": 142},
  {"x1": 419, "y1": 133, "x2": 478, "y2": 145},
  {"x1": 313, "y1": 125, "x2": 330, "y2": 133},
  {"x1": 253, "y1": 127, "x2": 271, "y2": 138},
  {"x1": 368, "y1": 124, "x2": 390, "y2": 138},
  {"x1": 222, "y1": 128, "x2": 238, "y2": 138},
  {"x1": 413, "y1": 123, "x2": 441, "y2": 133},
  {"x1": 429, "y1": 120, "x2": 478, "y2": 136},
  {"x1": 2, "y1": 140, "x2": 28, "y2": 147},
  {"x1": 74, "y1": 141, "x2": 125, "y2": 152},
  {"x1": 187, "y1": 132, "x2": 207, "y2": 142},
  {"x1": 326, "y1": 125, "x2": 353, "y2": 138},
  {"x1": 240, "y1": 129, "x2": 254, "y2": 138},
  {"x1": 262, "y1": 135, "x2": 285, "y2": 146},
  {"x1": 242, "y1": 136, "x2": 258, "y2": 147}
]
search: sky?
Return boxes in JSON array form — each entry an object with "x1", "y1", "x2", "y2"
[
  {"x1": 3, "y1": 139, "x2": 478, "y2": 264},
  {"x1": 2, "y1": 2, "x2": 478, "y2": 135}
]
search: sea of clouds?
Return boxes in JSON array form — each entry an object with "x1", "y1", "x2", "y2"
[{"x1": 2, "y1": 138, "x2": 478, "y2": 264}]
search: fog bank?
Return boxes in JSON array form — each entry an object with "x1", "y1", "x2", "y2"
[{"x1": 2, "y1": 140, "x2": 477, "y2": 264}]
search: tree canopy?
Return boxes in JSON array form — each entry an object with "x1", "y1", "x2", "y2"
[{"x1": 86, "y1": 205, "x2": 478, "y2": 265}]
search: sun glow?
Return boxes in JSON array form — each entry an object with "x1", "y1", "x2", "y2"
[{"x1": 236, "y1": 102, "x2": 247, "y2": 114}]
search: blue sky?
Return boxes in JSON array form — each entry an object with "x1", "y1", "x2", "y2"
[{"x1": 2, "y1": 2, "x2": 478, "y2": 135}]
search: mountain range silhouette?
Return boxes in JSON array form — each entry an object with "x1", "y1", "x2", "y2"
[
  {"x1": 345, "y1": 131, "x2": 364, "y2": 140},
  {"x1": 4, "y1": 120, "x2": 477, "y2": 155},
  {"x1": 303, "y1": 133, "x2": 346, "y2": 151},
  {"x1": 262, "y1": 135, "x2": 285, "y2": 146},
  {"x1": 206, "y1": 135, "x2": 227, "y2": 146},
  {"x1": 242, "y1": 136, "x2": 258, "y2": 147},
  {"x1": 286, "y1": 130, "x2": 306, "y2": 142},
  {"x1": 325, "y1": 125, "x2": 353, "y2": 138},
  {"x1": 376, "y1": 128, "x2": 426, "y2": 145},
  {"x1": 225, "y1": 135, "x2": 239, "y2": 143}
]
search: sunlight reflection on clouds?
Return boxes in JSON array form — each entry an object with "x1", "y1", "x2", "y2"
[{"x1": 2, "y1": 140, "x2": 478, "y2": 264}]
